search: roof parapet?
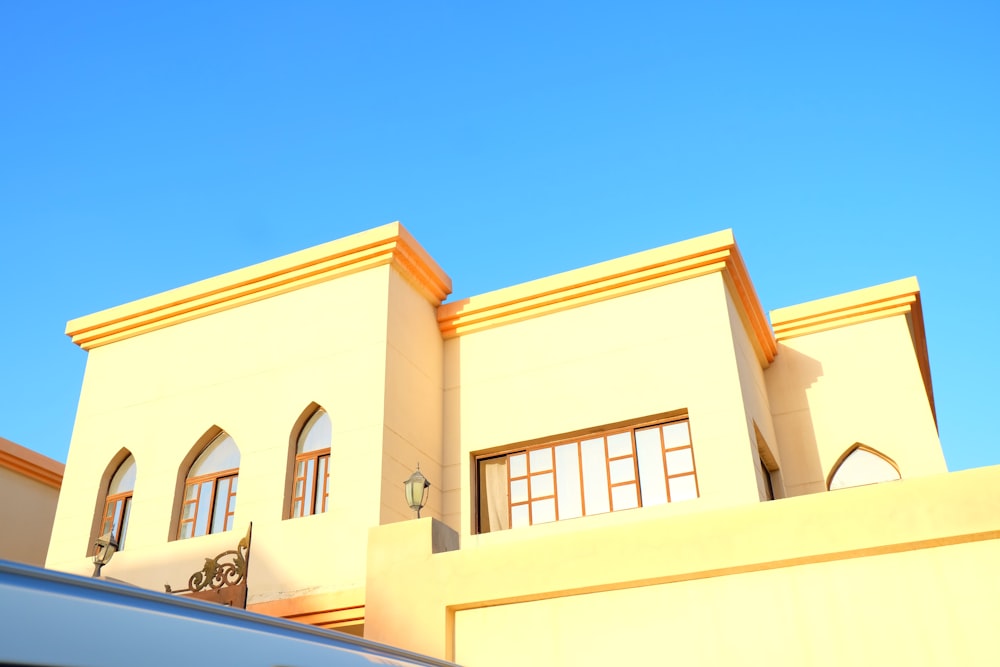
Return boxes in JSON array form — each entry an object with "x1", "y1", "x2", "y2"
[
  {"x1": 770, "y1": 277, "x2": 935, "y2": 424},
  {"x1": 66, "y1": 222, "x2": 452, "y2": 350},
  {"x1": 438, "y1": 229, "x2": 777, "y2": 365},
  {"x1": 0, "y1": 437, "x2": 64, "y2": 489}
]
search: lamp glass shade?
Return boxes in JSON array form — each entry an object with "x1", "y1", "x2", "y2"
[
  {"x1": 404, "y1": 469, "x2": 430, "y2": 512},
  {"x1": 93, "y1": 532, "x2": 118, "y2": 566}
]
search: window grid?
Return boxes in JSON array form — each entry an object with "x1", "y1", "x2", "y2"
[
  {"x1": 178, "y1": 468, "x2": 238, "y2": 539},
  {"x1": 216, "y1": 475, "x2": 238, "y2": 533},
  {"x1": 503, "y1": 419, "x2": 697, "y2": 530},
  {"x1": 291, "y1": 450, "x2": 330, "y2": 518},
  {"x1": 99, "y1": 492, "x2": 132, "y2": 550}
]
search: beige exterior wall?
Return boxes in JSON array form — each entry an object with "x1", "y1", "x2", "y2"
[
  {"x1": 47, "y1": 223, "x2": 972, "y2": 662},
  {"x1": 49, "y1": 266, "x2": 395, "y2": 594},
  {"x1": 0, "y1": 437, "x2": 63, "y2": 566},
  {"x1": 48, "y1": 225, "x2": 451, "y2": 627},
  {"x1": 382, "y1": 269, "x2": 446, "y2": 526},
  {"x1": 446, "y1": 273, "x2": 766, "y2": 541},
  {"x1": 724, "y1": 287, "x2": 783, "y2": 499},
  {"x1": 767, "y1": 280, "x2": 945, "y2": 497},
  {"x1": 365, "y1": 465, "x2": 1000, "y2": 665}
]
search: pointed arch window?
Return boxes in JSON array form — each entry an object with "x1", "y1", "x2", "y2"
[
  {"x1": 100, "y1": 455, "x2": 136, "y2": 550},
  {"x1": 828, "y1": 445, "x2": 900, "y2": 491},
  {"x1": 290, "y1": 408, "x2": 331, "y2": 518},
  {"x1": 178, "y1": 433, "x2": 240, "y2": 539}
]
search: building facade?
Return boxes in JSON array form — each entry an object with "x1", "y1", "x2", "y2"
[
  {"x1": 1, "y1": 436, "x2": 63, "y2": 566},
  {"x1": 46, "y1": 224, "x2": 999, "y2": 664}
]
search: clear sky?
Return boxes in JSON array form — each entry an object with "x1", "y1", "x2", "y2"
[{"x1": 1, "y1": 2, "x2": 997, "y2": 471}]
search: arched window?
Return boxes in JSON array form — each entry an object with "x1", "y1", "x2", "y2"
[
  {"x1": 828, "y1": 444, "x2": 900, "y2": 491},
  {"x1": 290, "y1": 408, "x2": 331, "y2": 518},
  {"x1": 178, "y1": 433, "x2": 240, "y2": 539},
  {"x1": 100, "y1": 455, "x2": 136, "y2": 550}
]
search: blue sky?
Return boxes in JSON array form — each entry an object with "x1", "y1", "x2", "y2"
[{"x1": 1, "y1": 2, "x2": 997, "y2": 471}]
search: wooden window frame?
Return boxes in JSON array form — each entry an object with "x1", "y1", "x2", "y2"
[
  {"x1": 476, "y1": 417, "x2": 698, "y2": 533},
  {"x1": 99, "y1": 491, "x2": 133, "y2": 551},
  {"x1": 178, "y1": 467, "x2": 239, "y2": 539},
  {"x1": 290, "y1": 449, "x2": 331, "y2": 518}
]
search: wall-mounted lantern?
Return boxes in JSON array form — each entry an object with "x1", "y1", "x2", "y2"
[
  {"x1": 92, "y1": 532, "x2": 118, "y2": 577},
  {"x1": 403, "y1": 464, "x2": 431, "y2": 518}
]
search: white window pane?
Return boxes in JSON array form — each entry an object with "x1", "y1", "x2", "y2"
[
  {"x1": 108, "y1": 499, "x2": 123, "y2": 541},
  {"x1": 532, "y1": 498, "x2": 556, "y2": 524},
  {"x1": 669, "y1": 475, "x2": 698, "y2": 502},
  {"x1": 194, "y1": 481, "x2": 213, "y2": 536},
  {"x1": 609, "y1": 457, "x2": 635, "y2": 484},
  {"x1": 662, "y1": 422, "x2": 691, "y2": 449},
  {"x1": 299, "y1": 409, "x2": 331, "y2": 453},
  {"x1": 510, "y1": 478, "x2": 529, "y2": 504},
  {"x1": 532, "y1": 472, "x2": 554, "y2": 498},
  {"x1": 211, "y1": 479, "x2": 230, "y2": 534},
  {"x1": 529, "y1": 448, "x2": 553, "y2": 472},
  {"x1": 581, "y1": 439, "x2": 610, "y2": 515},
  {"x1": 665, "y1": 447, "x2": 694, "y2": 475},
  {"x1": 511, "y1": 504, "x2": 529, "y2": 528},
  {"x1": 109, "y1": 456, "x2": 137, "y2": 494},
  {"x1": 606, "y1": 432, "x2": 632, "y2": 458},
  {"x1": 829, "y1": 449, "x2": 901, "y2": 490},
  {"x1": 555, "y1": 444, "x2": 582, "y2": 520},
  {"x1": 119, "y1": 497, "x2": 131, "y2": 550},
  {"x1": 190, "y1": 434, "x2": 240, "y2": 477},
  {"x1": 635, "y1": 426, "x2": 661, "y2": 449},
  {"x1": 636, "y1": 435, "x2": 668, "y2": 507},
  {"x1": 611, "y1": 484, "x2": 639, "y2": 511},
  {"x1": 509, "y1": 453, "x2": 527, "y2": 478}
]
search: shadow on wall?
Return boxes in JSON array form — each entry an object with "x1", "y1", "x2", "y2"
[{"x1": 768, "y1": 346, "x2": 826, "y2": 497}]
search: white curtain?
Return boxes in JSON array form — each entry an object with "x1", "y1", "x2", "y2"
[{"x1": 483, "y1": 459, "x2": 510, "y2": 532}]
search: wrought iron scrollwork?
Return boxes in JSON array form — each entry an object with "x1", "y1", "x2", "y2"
[{"x1": 165, "y1": 524, "x2": 251, "y2": 595}]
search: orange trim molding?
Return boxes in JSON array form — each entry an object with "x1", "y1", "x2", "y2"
[
  {"x1": 770, "y1": 277, "x2": 921, "y2": 341},
  {"x1": 66, "y1": 222, "x2": 452, "y2": 350},
  {"x1": 0, "y1": 437, "x2": 64, "y2": 489},
  {"x1": 438, "y1": 230, "x2": 777, "y2": 365},
  {"x1": 248, "y1": 589, "x2": 365, "y2": 631}
]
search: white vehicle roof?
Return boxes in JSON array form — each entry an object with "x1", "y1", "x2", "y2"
[{"x1": 0, "y1": 559, "x2": 457, "y2": 667}]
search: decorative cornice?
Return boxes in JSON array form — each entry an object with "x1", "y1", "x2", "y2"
[
  {"x1": 770, "y1": 277, "x2": 935, "y2": 424},
  {"x1": 66, "y1": 222, "x2": 452, "y2": 350},
  {"x1": 0, "y1": 437, "x2": 64, "y2": 489},
  {"x1": 247, "y1": 589, "x2": 366, "y2": 631},
  {"x1": 438, "y1": 230, "x2": 778, "y2": 365},
  {"x1": 770, "y1": 277, "x2": 921, "y2": 342}
]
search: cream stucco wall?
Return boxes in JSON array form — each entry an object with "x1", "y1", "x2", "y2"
[
  {"x1": 47, "y1": 264, "x2": 421, "y2": 603},
  {"x1": 48, "y1": 223, "x2": 959, "y2": 659},
  {"x1": 445, "y1": 273, "x2": 767, "y2": 540},
  {"x1": 365, "y1": 465, "x2": 1000, "y2": 665},
  {"x1": 0, "y1": 437, "x2": 63, "y2": 567},
  {"x1": 454, "y1": 537, "x2": 996, "y2": 666},
  {"x1": 381, "y1": 269, "x2": 446, "y2": 527},
  {"x1": 724, "y1": 287, "x2": 783, "y2": 499},
  {"x1": 0, "y1": 467, "x2": 60, "y2": 566},
  {"x1": 766, "y1": 314, "x2": 945, "y2": 497}
]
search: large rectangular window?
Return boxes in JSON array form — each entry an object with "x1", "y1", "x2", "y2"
[{"x1": 477, "y1": 418, "x2": 698, "y2": 533}]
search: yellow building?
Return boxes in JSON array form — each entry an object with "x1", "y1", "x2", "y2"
[
  {"x1": 47, "y1": 224, "x2": 999, "y2": 665},
  {"x1": 1, "y1": 436, "x2": 63, "y2": 566}
]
